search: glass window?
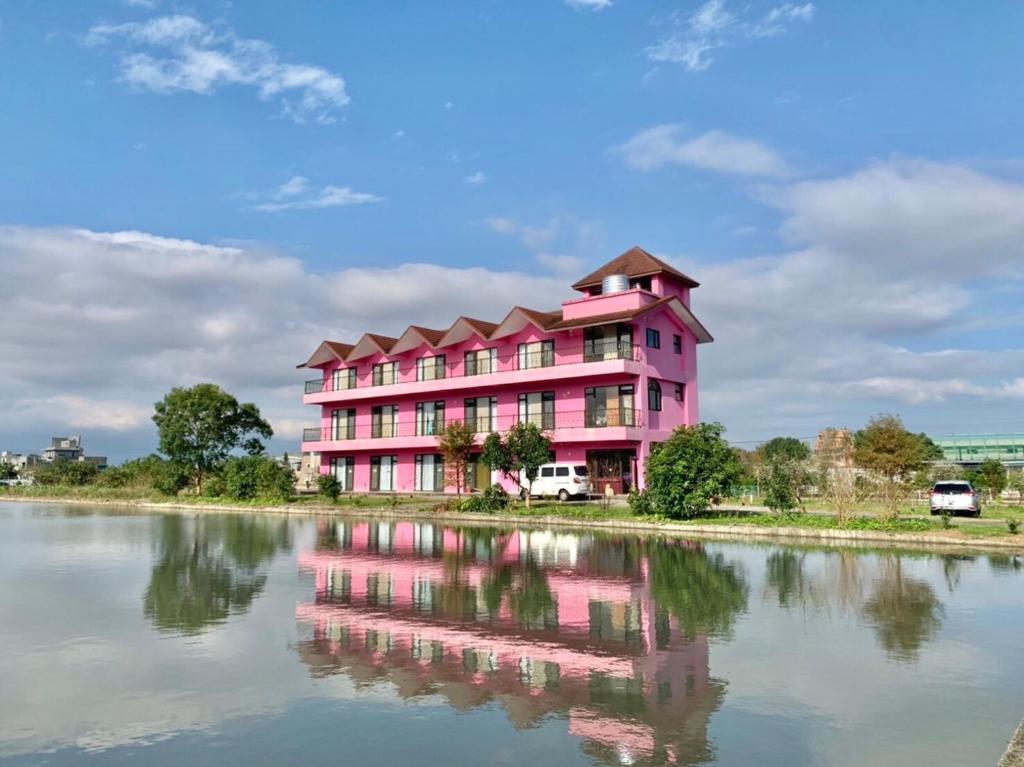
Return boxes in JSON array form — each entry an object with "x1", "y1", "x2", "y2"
[
  {"x1": 464, "y1": 348, "x2": 497, "y2": 376},
  {"x1": 332, "y1": 367, "x2": 357, "y2": 391},
  {"x1": 541, "y1": 467, "x2": 554, "y2": 478},
  {"x1": 672, "y1": 334, "x2": 682, "y2": 354},
  {"x1": 372, "y1": 361, "x2": 398, "y2": 386},
  {"x1": 674, "y1": 383, "x2": 684, "y2": 402},
  {"x1": 416, "y1": 355, "x2": 446, "y2": 381},
  {"x1": 585, "y1": 385, "x2": 635, "y2": 427},
  {"x1": 583, "y1": 324, "x2": 633, "y2": 362},
  {"x1": 518, "y1": 340, "x2": 554, "y2": 370},
  {"x1": 648, "y1": 379, "x2": 662, "y2": 411},
  {"x1": 330, "y1": 408, "x2": 356, "y2": 440},
  {"x1": 555, "y1": 466, "x2": 569, "y2": 477},
  {"x1": 646, "y1": 328, "x2": 661, "y2": 349},
  {"x1": 370, "y1": 455, "x2": 397, "y2": 491},
  {"x1": 371, "y1": 405, "x2": 399, "y2": 438},
  {"x1": 573, "y1": 466, "x2": 589, "y2": 476},
  {"x1": 415, "y1": 401, "x2": 445, "y2": 436},
  {"x1": 414, "y1": 454, "x2": 446, "y2": 492},
  {"x1": 329, "y1": 456, "x2": 355, "y2": 491},
  {"x1": 464, "y1": 396, "x2": 497, "y2": 433},
  {"x1": 518, "y1": 391, "x2": 555, "y2": 430}
]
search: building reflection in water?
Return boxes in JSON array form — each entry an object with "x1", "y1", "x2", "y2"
[{"x1": 296, "y1": 520, "x2": 747, "y2": 766}]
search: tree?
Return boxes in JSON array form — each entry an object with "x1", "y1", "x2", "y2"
[
  {"x1": 480, "y1": 422, "x2": 551, "y2": 507},
  {"x1": 976, "y1": 458, "x2": 1007, "y2": 501},
  {"x1": 33, "y1": 459, "x2": 99, "y2": 486},
  {"x1": 437, "y1": 420, "x2": 476, "y2": 498},
  {"x1": 152, "y1": 383, "x2": 273, "y2": 493},
  {"x1": 642, "y1": 422, "x2": 743, "y2": 519},
  {"x1": 221, "y1": 455, "x2": 295, "y2": 501},
  {"x1": 756, "y1": 436, "x2": 811, "y2": 464},
  {"x1": 317, "y1": 473, "x2": 341, "y2": 503},
  {"x1": 1008, "y1": 472, "x2": 1024, "y2": 507},
  {"x1": 762, "y1": 457, "x2": 801, "y2": 513},
  {"x1": 853, "y1": 415, "x2": 929, "y2": 521},
  {"x1": 0, "y1": 462, "x2": 18, "y2": 480}
]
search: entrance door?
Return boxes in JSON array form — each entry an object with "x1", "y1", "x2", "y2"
[{"x1": 586, "y1": 449, "x2": 636, "y2": 494}]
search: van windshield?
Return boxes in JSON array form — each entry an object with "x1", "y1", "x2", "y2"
[{"x1": 574, "y1": 466, "x2": 589, "y2": 476}]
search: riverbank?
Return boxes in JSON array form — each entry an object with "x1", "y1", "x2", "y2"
[{"x1": 4, "y1": 491, "x2": 1023, "y2": 553}]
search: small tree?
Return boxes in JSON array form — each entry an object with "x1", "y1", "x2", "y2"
[
  {"x1": 763, "y1": 457, "x2": 800, "y2": 514},
  {"x1": 152, "y1": 383, "x2": 273, "y2": 493},
  {"x1": 0, "y1": 462, "x2": 17, "y2": 480},
  {"x1": 317, "y1": 473, "x2": 341, "y2": 503},
  {"x1": 976, "y1": 458, "x2": 1007, "y2": 501},
  {"x1": 437, "y1": 420, "x2": 476, "y2": 498},
  {"x1": 643, "y1": 422, "x2": 743, "y2": 519},
  {"x1": 853, "y1": 415, "x2": 928, "y2": 521},
  {"x1": 480, "y1": 422, "x2": 551, "y2": 507},
  {"x1": 222, "y1": 455, "x2": 294, "y2": 501}
]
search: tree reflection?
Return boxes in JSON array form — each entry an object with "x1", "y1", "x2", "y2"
[
  {"x1": 861, "y1": 555, "x2": 943, "y2": 663},
  {"x1": 647, "y1": 542, "x2": 748, "y2": 639},
  {"x1": 143, "y1": 514, "x2": 291, "y2": 635}
]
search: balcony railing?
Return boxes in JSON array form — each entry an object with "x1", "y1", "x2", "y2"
[
  {"x1": 303, "y1": 342, "x2": 640, "y2": 396},
  {"x1": 301, "y1": 409, "x2": 642, "y2": 443}
]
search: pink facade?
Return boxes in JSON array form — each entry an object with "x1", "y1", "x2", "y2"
[{"x1": 298, "y1": 247, "x2": 712, "y2": 493}]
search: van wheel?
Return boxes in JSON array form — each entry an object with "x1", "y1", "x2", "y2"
[{"x1": 557, "y1": 489, "x2": 570, "y2": 502}]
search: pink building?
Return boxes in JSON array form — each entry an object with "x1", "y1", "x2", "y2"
[{"x1": 298, "y1": 247, "x2": 712, "y2": 494}]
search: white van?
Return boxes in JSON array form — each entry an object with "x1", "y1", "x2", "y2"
[{"x1": 524, "y1": 463, "x2": 591, "y2": 501}]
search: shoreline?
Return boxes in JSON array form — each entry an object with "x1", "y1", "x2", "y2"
[{"x1": 4, "y1": 494, "x2": 1023, "y2": 553}]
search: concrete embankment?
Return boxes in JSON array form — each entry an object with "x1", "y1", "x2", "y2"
[{"x1": 999, "y1": 719, "x2": 1024, "y2": 767}]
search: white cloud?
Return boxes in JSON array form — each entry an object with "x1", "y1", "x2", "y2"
[
  {"x1": 123, "y1": 0, "x2": 160, "y2": 8},
  {"x1": 85, "y1": 15, "x2": 349, "y2": 124},
  {"x1": 250, "y1": 179, "x2": 383, "y2": 212},
  {"x1": 565, "y1": 0, "x2": 613, "y2": 10},
  {"x1": 464, "y1": 171, "x2": 486, "y2": 186},
  {"x1": 647, "y1": 0, "x2": 815, "y2": 71},
  {"x1": 614, "y1": 124, "x2": 791, "y2": 177}
]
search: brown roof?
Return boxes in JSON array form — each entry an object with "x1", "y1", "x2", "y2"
[
  {"x1": 407, "y1": 325, "x2": 446, "y2": 345},
  {"x1": 515, "y1": 307, "x2": 562, "y2": 329},
  {"x1": 324, "y1": 341, "x2": 354, "y2": 357},
  {"x1": 571, "y1": 246, "x2": 699, "y2": 291},
  {"x1": 364, "y1": 333, "x2": 398, "y2": 352},
  {"x1": 459, "y1": 317, "x2": 499, "y2": 337}
]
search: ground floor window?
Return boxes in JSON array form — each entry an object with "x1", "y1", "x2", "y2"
[
  {"x1": 414, "y1": 454, "x2": 446, "y2": 492},
  {"x1": 329, "y1": 456, "x2": 355, "y2": 490},
  {"x1": 465, "y1": 455, "x2": 491, "y2": 491},
  {"x1": 370, "y1": 455, "x2": 397, "y2": 491}
]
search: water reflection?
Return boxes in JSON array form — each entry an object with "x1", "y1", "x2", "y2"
[
  {"x1": 296, "y1": 521, "x2": 747, "y2": 766},
  {"x1": 144, "y1": 514, "x2": 292, "y2": 635}
]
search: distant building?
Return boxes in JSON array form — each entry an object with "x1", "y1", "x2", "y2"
[
  {"x1": 40, "y1": 436, "x2": 108, "y2": 469},
  {"x1": 814, "y1": 428, "x2": 855, "y2": 469},
  {"x1": 932, "y1": 433, "x2": 1024, "y2": 468},
  {"x1": 0, "y1": 451, "x2": 41, "y2": 473}
]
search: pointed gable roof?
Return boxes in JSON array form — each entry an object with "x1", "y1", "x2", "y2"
[
  {"x1": 296, "y1": 340, "x2": 355, "y2": 369},
  {"x1": 346, "y1": 332, "x2": 399, "y2": 361},
  {"x1": 571, "y1": 246, "x2": 699, "y2": 291},
  {"x1": 388, "y1": 325, "x2": 447, "y2": 355},
  {"x1": 489, "y1": 306, "x2": 563, "y2": 340},
  {"x1": 434, "y1": 316, "x2": 499, "y2": 348}
]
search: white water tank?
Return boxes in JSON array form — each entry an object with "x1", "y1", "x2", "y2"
[{"x1": 601, "y1": 273, "x2": 630, "y2": 294}]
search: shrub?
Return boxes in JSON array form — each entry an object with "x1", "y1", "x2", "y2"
[
  {"x1": 762, "y1": 457, "x2": 800, "y2": 514},
  {"x1": 940, "y1": 511, "x2": 953, "y2": 530},
  {"x1": 645, "y1": 423, "x2": 743, "y2": 519},
  {"x1": 1008, "y1": 519, "x2": 1021, "y2": 535},
  {"x1": 152, "y1": 461, "x2": 191, "y2": 496},
  {"x1": 33, "y1": 460, "x2": 99, "y2": 486},
  {"x1": 201, "y1": 473, "x2": 226, "y2": 498},
  {"x1": 222, "y1": 456, "x2": 294, "y2": 501},
  {"x1": 94, "y1": 466, "x2": 131, "y2": 488},
  {"x1": 317, "y1": 473, "x2": 341, "y2": 502},
  {"x1": 628, "y1": 488, "x2": 654, "y2": 516},
  {"x1": 459, "y1": 483, "x2": 510, "y2": 513}
]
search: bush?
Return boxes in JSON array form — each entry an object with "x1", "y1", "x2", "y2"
[
  {"x1": 763, "y1": 458, "x2": 800, "y2": 514},
  {"x1": 645, "y1": 423, "x2": 743, "y2": 519},
  {"x1": 201, "y1": 473, "x2": 226, "y2": 498},
  {"x1": 1008, "y1": 520, "x2": 1020, "y2": 535},
  {"x1": 94, "y1": 466, "x2": 131, "y2": 488},
  {"x1": 152, "y1": 461, "x2": 191, "y2": 496},
  {"x1": 317, "y1": 473, "x2": 341, "y2": 502},
  {"x1": 459, "y1": 484, "x2": 510, "y2": 513},
  {"x1": 33, "y1": 460, "x2": 100, "y2": 486},
  {"x1": 221, "y1": 456, "x2": 294, "y2": 501},
  {"x1": 628, "y1": 488, "x2": 654, "y2": 516}
]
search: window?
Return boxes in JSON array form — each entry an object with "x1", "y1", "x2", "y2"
[
  {"x1": 555, "y1": 466, "x2": 569, "y2": 477},
  {"x1": 540, "y1": 467, "x2": 555, "y2": 478},
  {"x1": 372, "y1": 361, "x2": 398, "y2": 386},
  {"x1": 414, "y1": 454, "x2": 446, "y2": 492},
  {"x1": 518, "y1": 340, "x2": 554, "y2": 370},
  {"x1": 674, "y1": 383, "x2": 684, "y2": 402},
  {"x1": 672, "y1": 334, "x2": 682, "y2": 355},
  {"x1": 331, "y1": 367, "x2": 357, "y2": 391},
  {"x1": 416, "y1": 355, "x2": 446, "y2": 382},
  {"x1": 465, "y1": 455, "x2": 491, "y2": 491},
  {"x1": 371, "y1": 405, "x2": 399, "y2": 438},
  {"x1": 518, "y1": 391, "x2": 555, "y2": 430},
  {"x1": 584, "y1": 323, "x2": 633, "y2": 362},
  {"x1": 464, "y1": 348, "x2": 497, "y2": 376},
  {"x1": 648, "y1": 379, "x2": 662, "y2": 412},
  {"x1": 329, "y1": 456, "x2": 355, "y2": 491},
  {"x1": 415, "y1": 401, "x2": 445, "y2": 436},
  {"x1": 464, "y1": 396, "x2": 497, "y2": 433},
  {"x1": 370, "y1": 455, "x2": 397, "y2": 491},
  {"x1": 646, "y1": 328, "x2": 661, "y2": 349},
  {"x1": 585, "y1": 385, "x2": 635, "y2": 427},
  {"x1": 330, "y1": 408, "x2": 356, "y2": 440}
]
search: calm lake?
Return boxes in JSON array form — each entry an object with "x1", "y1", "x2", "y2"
[{"x1": 0, "y1": 502, "x2": 1021, "y2": 766}]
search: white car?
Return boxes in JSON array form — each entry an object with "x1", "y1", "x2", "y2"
[
  {"x1": 929, "y1": 480, "x2": 982, "y2": 517},
  {"x1": 524, "y1": 463, "x2": 591, "y2": 501}
]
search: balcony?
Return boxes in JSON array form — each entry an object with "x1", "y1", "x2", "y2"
[
  {"x1": 303, "y1": 342, "x2": 641, "y2": 403},
  {"x1": 301, "y1": 409, "x2": 643, "y2": 450}
]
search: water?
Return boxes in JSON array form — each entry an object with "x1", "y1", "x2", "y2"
[{"x1": 0, "y1": 503, "x2": 1021, "y2": 766}]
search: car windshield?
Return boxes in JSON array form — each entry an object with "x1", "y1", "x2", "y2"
[
  {"x1": 933, "y1": 483, "x2": 971, "y2": 494},
  {"x1": 574, "y1": 466, "x2": 589, "y2": 476}
]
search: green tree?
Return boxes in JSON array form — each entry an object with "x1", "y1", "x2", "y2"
[
  {"x1": 221, "y1": 455, "x2": 294, "y2": 501},
  {"x1": 152, "y1": 383, "x2": 273, "y2": 493},
  {"x1": 33, "y1": 459, "x2": 99, "y2": 486},
  {"x1": 762, "y1": 457, "x2": 801, "y2": 513},
  {"x1": 0, "y1": 462, "x2": 18, "y2": 480},
  {"x1": 480, "y1": 422, "x2": 551, "y2": 507},
  {"x1": 437, "y1": 420, "x2": 476, "y2": 498},
  {"x1": 1008, "y1": 472, "x2": 1024, "y2": 507},
  {"x1": 641, "y1": 422, "x2": 743, "y2": 519},
  {"x1": 317, "y1": 473, "x2": 341, "y2": 503},
  {"x1": 853, "y1": 414, "x2": 929, "y2": 521},
  {"x1": 756, "y1": 436, "x2": 811, "y2": 463},
  {"x1": 975, "y1": 458, "x2": 1007, "y2": 500}
]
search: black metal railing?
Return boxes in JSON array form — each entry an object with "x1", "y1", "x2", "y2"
[{"x1": 303, "y1": 341, "x2": 640, "y2": 395}]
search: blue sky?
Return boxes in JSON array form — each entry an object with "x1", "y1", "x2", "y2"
[{"x1": 1, "y1": 0, "x2": 1023, "y2": 461}]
